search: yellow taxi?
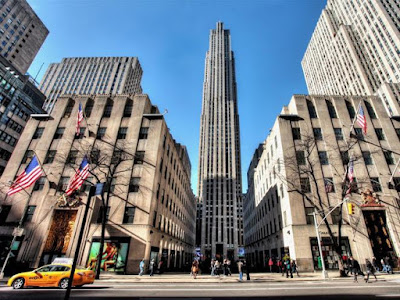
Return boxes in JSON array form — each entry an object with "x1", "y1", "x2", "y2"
[{"x1": 7, "y1": 262, "x2": 95, "y2": 289}]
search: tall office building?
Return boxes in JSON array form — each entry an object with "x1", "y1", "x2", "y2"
[
  {"x1": 302, "y1": 0, "x2": 400, "y2": 105},
  {"x1": 40, "y1": 57, "x2": 143, "y2": 112},
  {"x1": 197, "y1": 22, "x2": 243, "y2": 260},
  {"x1": 0, "y1": 0, "x2": 49, "y2": 74}
]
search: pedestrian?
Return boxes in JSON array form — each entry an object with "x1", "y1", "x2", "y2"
[
  {"x1": 268, "y1": 257, "x2": 274, "y2": 273},
  {"x1": 372, "y1": 256, "x2": 379, "y2": 272},
  {"x1": 149, "y1": 259, "x2": 155, "y2": 276},
  {"x1": 227, "y1": 259, "x2": 232, "y2": 276},
  {"x1": 281, "y1": 258, "x2": 286, "y2": 276},
  {"x1": 384, "y1": 256, "x2": 394, "y2": 274},
  {"x1": 139, "y1": 258, "x2": 145, "y2": 276},
  {"x1": 244, "y1": 260, "x2": 250, "y2": 281},
  {"x1": 192, "y1": 259, "x2": 199, "y2": 279},
  {"x1": 223, "y1": 259, "x2": 228, "y2": 276},
  {"x1": 291, "y1": 260, "x2": 299, "y2": 277},
  {"x1": 350, "y1": 256, "x2": 360, "y2": 282},
  {"x1": 215, "y1": 260, "x2": 221, "y2": 276},
  {"x1": 237, "y1": 260, "x2": 244, "y2": 281},
  {"x1": 285, "y1": 257, "x2": 293, "y2": 278},
  {"x1": 365, "y1": 259, "x2": 377, "y2": 283},
  {"x1": 277, "y1": 258, "x2": 282, "y2": 274},
  {"x1": 210, "y1": 259, "x2": 215, "y2": 276},
  {"x1": 158, "y1": 260, "x2": 164, "y2": 274}
]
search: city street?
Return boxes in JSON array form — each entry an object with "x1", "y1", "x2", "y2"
[{"x1": 1, "y1": 275, "x2": 400, "y2": 299}]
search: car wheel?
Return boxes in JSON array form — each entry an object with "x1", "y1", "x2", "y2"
[
  {"x1": 12, "y1": 278, "x2": 25, "y2": 289},
  {"x1": 59, "y1": 278, "x2": 69, "y2": 289}
]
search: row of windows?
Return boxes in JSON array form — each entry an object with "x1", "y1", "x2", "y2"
[
  {"x1": 96, "y1": 206, "x2": 136, "y2": 224},
  {"x1": 64, "y1": 99, "x2": 134, "y2": 119},
  {"x1": 0, "y1": 129, "x2": 16, "y2": 146}
]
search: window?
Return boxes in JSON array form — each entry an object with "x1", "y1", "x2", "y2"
[
  {"x1": 392, "y1": 177, "x2": 400, "y2": 192},
  {"x1": 375, "y1": 128, "x2": 385, "y2": 140},
  {"x1": 0, "y1": 205, "x2": 11, "y2": 225},
  {"x1": 313, "y1": 128, "x2": 323, "y2": 140},
  {"x1": 96, "y1": 206, "x2": 110, "y2": 224},
  {"x1": 324, "y1": 178, "x2": 335, "y2": 193},
  {"x1": 75, "y1": 127, "x2": 85, "y2": 139},
  {"x1": 370, "y1": 177, "x2": 382, "y2": 192},
  {"x1": 81, "y1": 176, "x2": 93, "y2": 192},
  {"x1": 63, "y1": 100, "x2": 74, "y2": 118},
  {"x1": 300, "y1": 177, "x2": 311, "y2": 193},
  {"x1": 96, "y1": 127, "x2": 106, "y2": 139},
  {"x1": 44, "y1": 150, "x2": 56, "y2": 164},
  {"x1": 292, "y1": 128, "x2": 301, "y2": 140},
  {"x1": 117, "y1": 127, "x2": 127, "y2": 139},
  {"x1": 318, "y1": 151, "x2": 329, "y2": 165},
  {"x1": 123, "y1": 207, "x2": 135, "y2": 223},
  {"x1": 123, "y1": 100, "x2": 133, "y2": 117},
  {"x1": 345, "y1": 101, "x2": 356, "y2": 119},
  {"x1": 134, "y1": 151, "x2": 145, "y2": 164},
  {"x1": 33, "y1": 177, "x2": 45, "y2": 191},
  {"x1": 341, "y1": 151, "x2": 349, "y2": 165},
  {"x1": 364, "y1": 101, "x2": 376, "y2": 119},
  {"x1": 22, "y1": 150, "x2": 34, "y2": 163},
  {"x1": 67, "y1": 150, "x2": 78, "y2": 164},
  {"x1": 57, "y1": 177, "x2": 70, "y2": 192},
  {"x1": 384, "y1": 151, "x2": 394, "y2": 165},
  {"x1": 90, "y1": 149, "x2": 100, "y2": 162},
  {"x1": 326, "y1": 100, "x2": 337, "y2": 118},
  {"x1": 33, "y1": 127, "x2": 44, "y2": 139},
  {"x1": 307, "y1": 100, "x2": 317, "y2": 118},
  {"x1": 129, "y1": 177, "x2": 140, "y2": 193},
  {"x1": 109, "y1": 178, "x2": 116, "y2": 193},
  {"x1": 139, "y1": 127, "x2": 149, "y2": 139},
  {"x1": 396, "y1": 128, "x2": 400, "y2": 140},
  {"x1": 362, "y1": 151, "x2": 373, "y2": 165},
  {"x1": 334, "y1": 128, "x2": 343, "y2": 140},
  {"x1": 103, "y1": 101, "x2": 113, "y2": 117},
  {"x1": 23, "y1": 206, "x2": 36, "y2": 223},
  {"x1": 331, "y1": 208, "x2": 341, "y2": 225},
  {"x1": 53, "y1": 128, "x2": 65, "y2": 139},
  {"x1": 305, "y1": 207, "x2": 314, "y2": 225},
  {"x1": 296, "y1": 151, "x2": 305, "y2": 165},
  {"x1": 85, "y1": 101, "x2": 94, "y2": 117},
  {"x1": 354, "y1": 128, "x2": 364, "y2": 140}
]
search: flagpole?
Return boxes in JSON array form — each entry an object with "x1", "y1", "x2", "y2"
[
  {"x1": 349, "y1": 101, "x2": 362, "y2": 134},
  {"x1": 388, "y1": 157, "x2": 400, "y2": 188}
]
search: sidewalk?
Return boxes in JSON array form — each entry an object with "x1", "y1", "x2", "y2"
[{"x1": 2, "y1": 271, "x2": 399, "y2": 285}]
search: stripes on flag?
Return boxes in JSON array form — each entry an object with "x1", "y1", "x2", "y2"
[
  {"x1": 356, "y1": 105, "x2": 367, "y2": 135},
  {"x1": 8, "y1": 155, "x2": 44, "y2": 196},
  {"x1": 76, "y1": 102, "x2": 84, "y2": 136},
  {"x1": 347, "y1": 158, "x2": 354, "y2": 183},
  {"x1": 65, "y1": 156, "x2": 90, "y2": 196}
]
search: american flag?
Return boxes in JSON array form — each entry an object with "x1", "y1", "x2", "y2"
[
  {"x1": 356, "y1": 105, "x2": 367, "y2": 135},
  {"x1": 347, "y1": 158, "x2": 354, "y2": 184},
  {"x1": 324, "y1": 179, "x2": 333, "y2": 193},
  {"x1": 65, "y1": 156, "x2": 89, "y2": 196},
  {"x1": 76, "y1": 102, "x2": 84, "y2": 136},
  {"x1": 8, "y1": 155, "x2": 43, "y2": 196}
]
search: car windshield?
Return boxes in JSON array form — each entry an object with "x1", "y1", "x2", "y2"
[
  {"x1": 35, "y1": 265, "x2": 70, "y2": 272},
  {"x1": 35, "y1": 265, "x2": 53, "y2": 273}
]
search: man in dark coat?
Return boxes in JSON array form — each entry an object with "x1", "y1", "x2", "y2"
[{"x1": 350, "y1": 256, "x2": 360, "y2": 282}]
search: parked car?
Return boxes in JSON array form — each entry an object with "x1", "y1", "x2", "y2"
[{"x1": 7, "y1": 263, "x2": 95, "y2": 289}]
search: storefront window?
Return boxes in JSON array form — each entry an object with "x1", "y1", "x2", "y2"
[
  {"x1": 87, "y1": 240, "x2": 129, "y2": 274},
  {"x1": 310, "y1": 237, "x2": 351, "y2": 270}
]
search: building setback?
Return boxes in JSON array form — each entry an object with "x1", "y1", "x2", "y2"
[
  {"x1": 302, "y1": 0, "x2": 400, "y2": 107},
  {"x1": 244, "y1": 94, "x2": 400, "y2": 271},
  {"x1": 0, "y1": 94, "x2": 196, "y2": 274},
  {"x1": 40, "y1": 57, "x2": 143, "y2": 113},
  {"x1": 197, "y1": 22, "x2": 243, "y2": 260},
  {"x1": 0, "y1": 0, "x2": 49, "y2": 75},
  {"x1": 0, "y1": 55, "x2": 45, "y2": 176}
]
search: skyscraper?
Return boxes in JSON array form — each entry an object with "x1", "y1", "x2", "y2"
[
  {"x1": 40, "y1": 57, "x2": 143, "y2": 112},
  {"x1": 302, "y1": 0, "x2": 400, "y2": 106},
  {"x1": 197, "y1": 22, "x2": 243, "y2": 260},
  {"x1": 0, "y1": 0, "x2": 49, "y2": 74}
]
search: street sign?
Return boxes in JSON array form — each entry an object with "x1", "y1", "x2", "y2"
[{"x1": 95, "y1": 183, "x2": 105, "y2": 195}]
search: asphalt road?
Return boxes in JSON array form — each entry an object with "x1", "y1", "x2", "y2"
[{"x1": 1, "y1": 280, "x2": 400, "y2": 299}]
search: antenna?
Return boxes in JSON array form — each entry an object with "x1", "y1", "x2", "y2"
[{"x1": 34, "y1": 62, "x2": 45, "y2": 82}]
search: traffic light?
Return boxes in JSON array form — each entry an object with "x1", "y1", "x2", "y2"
[{"x1": 347, "y1": 202, "x2": 355, "y2": 215}]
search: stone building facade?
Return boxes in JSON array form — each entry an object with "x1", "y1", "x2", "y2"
[
  {"x1": 0, "y1": 0, "x2": 49, "y2": 74},
  {"x1": 40, "y1": 57, "x2": 143, "y2": 113},
  {"x1": 197, "y1": 22, "x2": 243, "y2": 260},
  {"x1": 0, "y1": 94, "x2": 196, "y2": 274},
  {"x1": 244, "y1": 94, "x2": 400, "y2": 271}
]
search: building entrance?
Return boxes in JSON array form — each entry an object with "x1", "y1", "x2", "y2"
[{"x1": 363, "y1": 210, "x2": 395, "y2": 263}]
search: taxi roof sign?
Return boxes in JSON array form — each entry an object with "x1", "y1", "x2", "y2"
[{"x1": 52, "y1": 258, "x2": 73, "y2": 265}]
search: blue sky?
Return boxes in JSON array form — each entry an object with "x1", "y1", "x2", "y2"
[{"x1": 27, "y1": 0, "x2": 325, "y2": 195}]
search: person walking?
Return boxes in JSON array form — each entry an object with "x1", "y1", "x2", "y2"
[
  {"x1": 215, "y1": 260, "x2": 221, "y2": 276},
  {"x1": 291, "y1": 260, "x2": 299, "y2": 277},
  {"x1": 149, "y1": 259, "x2": 155, "y2": 276},
  {"x1": 244, "y1": 260, "x2": 250, "y2": 281},
  {"x1": 227, "y1": 259, "x2": 232, "y2": 276},
  {"x1": 223, "y1": 259, "x2": 228, "y2": 276},
  {"x1": 285, "y1": 257, "x2": 293, "y2": 278},
  {"x1": 372, "y1": 256, "x2": 379, "y2": 272},
  {"x1": 365, "y1": 259, "x2": 377, "y2": 283},
  {"x1": 268, "y1": 257, "x2": 274, "y2": 273},
  {"x1": 139, "y1": 259, "x2": 145, "y2": 276},
  {"x1": 384, "y1": 256, "x2": 394, "y2": 274},
  {"x1": 237, "y1": 260, "x2": 244, "y2": 281},
  {"x1": 191, "y1": 259, "x2": 199, "y2": 279},
  {"x1": 277, "y1": 258, "x2": 282, "y2": 274},
  {"x1": 210, "y1": 259, "x2": 216, "y2": 276},
  {"x1": 158, "y1": 260, "x2": 164, "y2": 275},
  {"x1": 350, "y1": 256, "x2": 360, "y2": 282}
]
